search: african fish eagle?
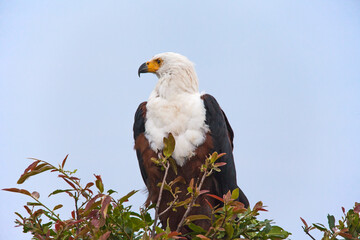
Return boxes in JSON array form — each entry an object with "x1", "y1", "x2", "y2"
[{"x1": 134, "y1": 52, "x2": 249, "y2": 232}]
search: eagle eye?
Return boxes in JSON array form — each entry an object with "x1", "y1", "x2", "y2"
[{"x1": 156, "y1": 59, "x2": 161, "y2": 65}]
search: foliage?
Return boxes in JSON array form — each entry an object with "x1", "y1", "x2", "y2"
[
  {"x1": 301, "y1": 203, "x2": 360, "y2": 240},
  {"x1": 4, "y1": 135, "x2": 291, "y2": 239}
]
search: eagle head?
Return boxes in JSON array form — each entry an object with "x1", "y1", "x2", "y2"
[{"x1": 138, "y1": 52, "x2": 199, "y2": 96}]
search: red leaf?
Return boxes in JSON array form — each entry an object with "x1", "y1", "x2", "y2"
[
  {"x1": 68, "y1": 219, "x2": 85, "y2": 226},
  {"x1": 63, "y1": 178, "x2": 77, "y2": 190},
  {"x1": 3, "y1": 188, "x2": 31, "y2": 196},
  {"x1": 24, "y1": 160, "x2": 40, "y2": 174},
  {"x1": 354, "y1": 203, "x2": 360, "y2": 213},
  {"x1": 253, "y1": 201, "x2": 267, "y2": 211},
  {"x1": 65, "y1": 191, "x2": 74, "y2": 197},
  {"x1": 17, "y1": 164, "x2": 53, "y2": 184},
  {"x1": 196, "y1": 234, "x2": 211, "y2": 240},
  {"x1": 338, "y1": 232, "x2": 354, "y2": 238},
  {"x1": 85, "y1": 188, "x2": 93, "y2": 194},
  {"x1": 199, "y1": 190, "x2": 210, "y2": 195},
  {"x1": 20, "y1": 189, "x2": 31, "y2": 196},
  {"x1": 223, "y1": 191, "x2": 232, "y2": 202},
  {"x1": 94, "y1": 174, "x2": 102, "y2": 181},
  {"x1": 84, "y1": 194, "x2": 102, "y2": 212},
  {"x1": 33, "y1": 209, "x2": 44, "y2": 217},
  {"x1": 214, "y1": 162, "x2": 227, "y2": 167},
  {"x1": 85, "y1": 182, "x2": 94, "y2": 189},
  {"x1": 100, "y1": 195, "x2": 112, "y2": 218},
  {"x1": 206, "y1": 194, "x2": 224, "y2": 202},
  {"x1": 55, "y1": 220, "x2": 63, "y2": 232},
  {"x1": 300, "y1": 217, "x2": 308, "y2": 229},
  {"x1": 99, "y1": 231, "x2": 111, "y2": 240},
  {"x1": 91, "y1": 219, "x2": 101, "y2": 229},
  {"x1": 24, "y1": 206, "x2": 32, "y2": 215},
  {"x1": 61, "y1": 154, "x2": 69, "y2": 169},
  {"x1": 167, "y1": 231, "x2": 181, "y2": 237},
  {"x1": 71, "y1": 210, "x2": 76, "y2": 219},
  {"x1": 204, "y1": 198, "x2": 213, "y2": 210}
]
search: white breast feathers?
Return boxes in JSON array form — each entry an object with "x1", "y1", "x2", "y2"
[{"x1": 145, "y1": 93, "x2": 209, "y2": 166}]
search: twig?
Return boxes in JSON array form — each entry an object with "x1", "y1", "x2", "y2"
[
  {"x1": 304, "y1": 229, "x2": 316, "y2": 240},
  {"x1": 159, "y1": 196, "x2": 179, "y2": 217},
  {"x1": 30, "y1": 195, "x2": 62, "y2": 221},
  {"x1": 151, "y1": 161, "x2": 170, "y2": 237},
  {"x1": 176, "y1": 168, "x2": 208, "y2": 233}
]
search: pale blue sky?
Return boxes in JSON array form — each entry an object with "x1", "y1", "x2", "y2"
[{"x1": 1, "y1": 1, "x2": 359, "y2": 239}]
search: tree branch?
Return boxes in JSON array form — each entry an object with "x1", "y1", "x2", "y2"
[
  {"x1": 151, "y1": 161, "x2": 170, "y2": 237},
  {"x1": 176, "y1": 167, "x2": 208, "y2": 233},
  {"x1": 159, "y1": 196, "x2": 179, "y2": 217}
]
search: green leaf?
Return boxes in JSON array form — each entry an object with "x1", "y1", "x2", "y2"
[
  {"x1": 163, "y1": 183, "x2": 172, "y2": 192},
  {"x1": 186, "y1": 214, "x2": 211, "y2": 222},
  {"x1": 225, "y1": 223, "x2": 234, "y2": 240},
  {"x1": 187, "y1": 223, "x2": 206, "y2": 233},
  {"x1": 43, "y1": 211, "x2": 59, "y2": 221},
  {"x1": 312, "y1": 223, "x2": 327, "y2": 231},
  {"x1": 95, "y1": 176, "x2": 104, "y2": 193},
  {"x1": 14, "y1": 212, "x2": 24, "y2": 220},
  {"x1": 119, "y1": 190, "x2": 138, "y2": 204},
  {"x1": 327, "y1": 214, "x2": 335, "y2": 232},
  {"x1": 53, "y1": 204, "x2": 63, "y2": 211},
  {"x1": 27, "y1": 202, "x2": 42, "y2": 206},
  {"x1": 17, "y1": 165, "x2": 53, "y2": 184},
  {"x1": 210, "y1": 152, "x2": 218, "y2": 163},
  {"x1": 107, "y1": 189, "x2": 117, "y2": 195},
  {"x1": 48, "y1": 189, "x2": 74, "y2": 197},
  {"x1": 155, "y1": 226, "x2": 163, "y2": 234},
  {"x1": 163, "y1": 133, "x2": 175, "y2": 158},
  {"x1": 169, "y1": 157, "x2": 178, "y2": 175},
  {"x1": 231, "y1": 188, "x2": 239, "y2": 200},
  {"x1": 267, "y1": 226, "x2": 291, "y2": 238}
]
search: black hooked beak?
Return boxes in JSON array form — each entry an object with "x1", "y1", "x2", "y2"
[{"x1": 138, "y1": 62, "x2": 148, "y2": 77}]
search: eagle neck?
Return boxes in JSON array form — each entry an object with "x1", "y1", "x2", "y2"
[{"x1": 154, "y1": 69, "x2": 199, "y2": 100}]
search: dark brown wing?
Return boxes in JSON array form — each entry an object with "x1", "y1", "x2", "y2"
[
  {"x1": 201, "y1": 94, "x2": 249, "y2": 207},
  {"x1": 133, "y1": 102, "x2": 149, "y2": 184}
]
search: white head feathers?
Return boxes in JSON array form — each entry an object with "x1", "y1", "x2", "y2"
[{"x1": 150, "y1": 52, "x2": 199, "y2": 99}]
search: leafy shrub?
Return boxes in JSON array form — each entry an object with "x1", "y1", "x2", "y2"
[
  {"x1": 3, "y1": 136, "x2": 292, "y2": 239},
  {"x1": 301, "y1": 203, "x2": 360, "y2": 240}
]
